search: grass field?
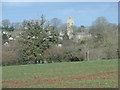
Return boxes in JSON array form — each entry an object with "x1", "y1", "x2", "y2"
[{"x1": 2, "y1": 59, "x2": 118, "y2": 88}]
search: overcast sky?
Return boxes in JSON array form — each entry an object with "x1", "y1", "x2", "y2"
[{"x1": 2, "y1": 2, "x2": 118, "y2": 26}]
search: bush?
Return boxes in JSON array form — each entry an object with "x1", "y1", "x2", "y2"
[
  {"x1": 2, "y1": 50, "x2": 18, "y2": 66},
  {"x1": 2, "y1": 40, "x2": 23, "y2": 66},
  {"x1": 43, "y1": 40, "x2": 85, "y2": 62}
]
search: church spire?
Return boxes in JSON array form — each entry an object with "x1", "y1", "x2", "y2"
[{"x1": 67, "y1": 16, "x2": 74, "y2": 39}]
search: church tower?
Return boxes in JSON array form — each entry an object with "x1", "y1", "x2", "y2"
[{"x1": 67, "y1": 16, "x2": 74, "y2": 39}]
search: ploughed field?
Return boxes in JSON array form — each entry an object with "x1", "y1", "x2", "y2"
[{"x1": 2, "y1": 59, "x2": 118, "y2": 88}]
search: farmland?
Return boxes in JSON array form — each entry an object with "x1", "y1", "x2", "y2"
[{"x1": 2, "y1": 59, "x2": 118, "y2": 88}]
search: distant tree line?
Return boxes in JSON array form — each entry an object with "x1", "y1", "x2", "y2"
[{"x1": 1, "y1": 15, "x2": 118, "y2": 66}]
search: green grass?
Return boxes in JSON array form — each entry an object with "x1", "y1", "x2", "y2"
[{"x1": 2, "y1": 59, "x2": 118, "y2": 88}]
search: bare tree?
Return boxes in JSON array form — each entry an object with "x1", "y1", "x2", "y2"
[{"x1": 50, "y1": 18, "x2": 62, "y2": 29}]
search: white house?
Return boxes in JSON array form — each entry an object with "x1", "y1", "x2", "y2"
[
  {"x1": 57, "y1": 43, "x2": 62, "y2": 47},
  {"x1": 74, "y1": 32, "x2": 92, "y2": 42},
  {"x1": 8, "y1": 37, "x2": 14, "y2": 41}
]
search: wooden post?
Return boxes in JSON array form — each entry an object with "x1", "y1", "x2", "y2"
[
  {"x1": 86, "y1": 52, "x2": 87, "y2": 61},
  {"x1": 117, "y1": 49, "x2": 120, "y2": 59},
  {"x1": 87, "y1": 50, "x2": 89, "y2": 61}
]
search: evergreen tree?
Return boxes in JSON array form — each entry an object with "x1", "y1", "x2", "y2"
[{"x1": 20, "y1": 15, "x2": 59, "y2": 64}]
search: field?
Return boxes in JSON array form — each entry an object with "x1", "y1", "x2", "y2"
[{"x1": 2, "y1": 59, "x2": 118, "y2": 88}]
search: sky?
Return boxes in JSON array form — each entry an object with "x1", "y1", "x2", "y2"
[{"x1": 1, "y1": 2, "x2": 118, "y2": 26}]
